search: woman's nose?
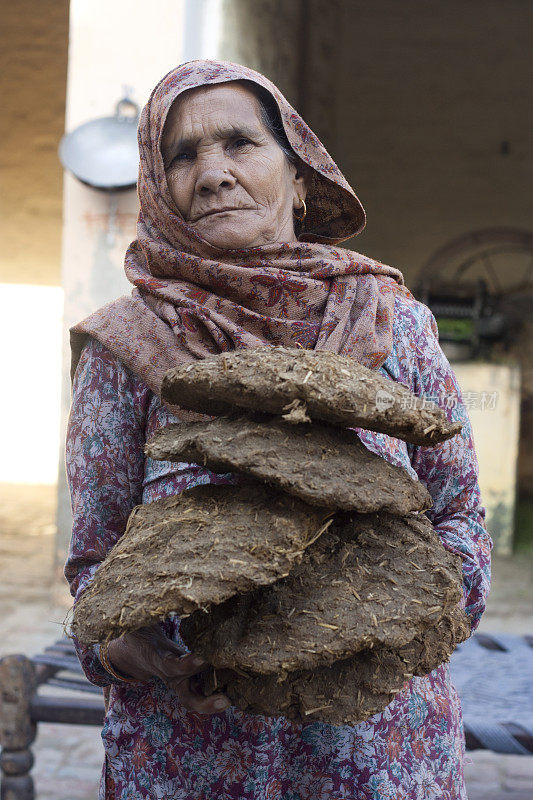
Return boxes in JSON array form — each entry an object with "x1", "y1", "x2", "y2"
[{"x1": 196, "y1": 166, "x2": 236, "y2": 196}]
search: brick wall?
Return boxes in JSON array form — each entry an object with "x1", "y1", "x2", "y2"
[{"x1": 221, "y1": 0, "x2": 532, "y2": 285}]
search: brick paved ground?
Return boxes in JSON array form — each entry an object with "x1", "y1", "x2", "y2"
[
  {"x1": 2, "y1": 483, "x2": 533, "y2": 799},
  {"x1": 32, "y1": 724, "x2": 102, "y2": 800},
  {"x1": 464, "y1": 751, "x2": 533, "y2": 800}
]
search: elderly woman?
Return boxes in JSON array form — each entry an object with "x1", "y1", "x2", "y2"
[{"x1": 66, "y1": 60, "x2": 491, "y2": 800}]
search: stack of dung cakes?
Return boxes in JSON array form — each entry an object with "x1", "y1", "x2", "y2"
[{"x1": 72, "y1": 347, "x2": 469, "y2": 724}]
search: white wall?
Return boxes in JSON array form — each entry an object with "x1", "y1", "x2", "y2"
[
  {"x1": 453, "y1": 362, "x2": 521, "y2": 555},
  {"x1": 0, "y1": 285, "x2": 63, "y2": 484}
]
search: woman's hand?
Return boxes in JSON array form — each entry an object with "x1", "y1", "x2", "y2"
[{"x1": 106, "y1": 624, "x2": 230, "y2": 715}]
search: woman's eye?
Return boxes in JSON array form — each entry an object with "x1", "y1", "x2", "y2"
[
  {"x1": 171, "y1": 151, "x2": 194, "y2": 165},
  {"x1": 231, "y1": 138, "x2": 252, "y2": 149}
]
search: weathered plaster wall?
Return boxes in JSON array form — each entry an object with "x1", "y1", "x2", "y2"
[
  {"x1": 0, "y1": 0, "x2": 69, "y2": 286},
  {"x1": 333, "y1": 0, "x2": 533, "y2": 284},
  {"x1": 219, "y1": 0, "x2": 302, "y2": 103},
  {"x1": 220, "y1": 0, "x2": 532, "y2": 286},
  {"x1": 452, "y1": 362, "x2": 522, "y2": 555}
]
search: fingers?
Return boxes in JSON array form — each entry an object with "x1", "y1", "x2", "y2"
[
  {"x1": 155, "y1": 638, "x2": 186, "y2": 658},
  {"x1": 168, "y1": 677, "x2": 231, "y2": 715},
  {"x1": 150, "y1": 649, "x2": 232, "y2": 714},
  {"x1": 106, "y1": 635, "x2": 155, "y2": 681},
  {"x1": 106, "y1": 627, "x2": 187, "y2": 682},
  {"x1": 106, "y1": 624, "x2": 229, "y2": 717},
  {"x1": 136, "y1": 624, "x2": 186, "y2": 657},
  {"x1": 107, "y1": 627, "x2": 231, "y2": 714},
  {"x1": 153, "y1": 652, "x2": 207, "y2": 680}
]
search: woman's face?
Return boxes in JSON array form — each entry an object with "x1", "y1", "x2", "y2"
[{"x1": 161, "y1": 83, "x2": 307, "y2": 249}]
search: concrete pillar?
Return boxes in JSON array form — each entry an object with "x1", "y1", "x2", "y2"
[
  {"x1": 56, "y1": 0, "x2": 186, "y2": 566},
  {"x1": 453, "y1": 361, "x2": 521, "y2": 555},
  {"x1": 57, "y1": 0, "x2": 226, "y2": 567},
  {"x1": 219, "y1": 0, "x2": 302, "y2": 105}
]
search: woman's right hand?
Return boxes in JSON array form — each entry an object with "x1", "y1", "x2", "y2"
[{"x1": 105, "y1": 624, "x2": 231, "y2": 715}]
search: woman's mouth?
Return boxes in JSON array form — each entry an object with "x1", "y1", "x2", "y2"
[{"x1": 193, "y1": 207, "x2": 254, "y2": 222}]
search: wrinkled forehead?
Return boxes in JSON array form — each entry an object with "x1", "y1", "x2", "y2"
[
  {"x1": 147, "y1": 64, "x2": 284, "y2": 147},
  {"x1": 161, "y1": 82, "x2": 265, "y2": 146}
]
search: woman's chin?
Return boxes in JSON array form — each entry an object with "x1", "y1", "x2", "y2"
[{"x1": 192, "y1": 216, "x2": 275, "y2": 250}]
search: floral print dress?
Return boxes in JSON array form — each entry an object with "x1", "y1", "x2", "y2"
[{"x1": 65, "y1": 295, "x2": 491, "y2": 800}]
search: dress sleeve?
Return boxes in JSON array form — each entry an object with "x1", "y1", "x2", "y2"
[
  {"x1": 405, "y1": 303, "x2": 492, "y2": 633},
  {"x1": 64, "y1": 338, "x2": 148, "y2": 685}
]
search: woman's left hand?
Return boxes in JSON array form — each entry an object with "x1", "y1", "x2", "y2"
[{"x1": 106, "y1": 624, "x2": 231, "y2": 714}]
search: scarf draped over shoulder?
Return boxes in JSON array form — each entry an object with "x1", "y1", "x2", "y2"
[{"x1": 70, "y1": 60, "x2": 411, "y2": 404}]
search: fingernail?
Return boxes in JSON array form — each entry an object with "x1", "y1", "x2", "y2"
[
  {"x1": 192, "y1": 656, "x2": 206, "y2": 667},
  {"x1": 214, "y1": 698, "x2": 230, "y2": 710},
  {"x1": 163, "y1": 652, "x2": 178, "y2": 661}
]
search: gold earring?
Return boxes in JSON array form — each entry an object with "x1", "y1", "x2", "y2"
[{"x1": 294, "y1": 197, "x2": 307, "y2": 222}]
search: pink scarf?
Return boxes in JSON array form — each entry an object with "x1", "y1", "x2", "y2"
[{"x1": 71, "y1": 60, "x2": 411, "y2": 404}]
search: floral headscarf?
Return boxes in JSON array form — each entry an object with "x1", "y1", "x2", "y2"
[{"x1": 71, "y1": 60, "x2": 411, "y2": 405}]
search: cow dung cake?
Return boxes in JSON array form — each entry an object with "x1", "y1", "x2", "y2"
[
  {"x1": 161, "y1": 347, "x2": 461, "y2": 446},
  {"x1": 179, "y1": 511, "x2": 466, "y2": 676},
  {"x1": 145, "y1": 415, "x2": 432, "y2": 515},
  {"x1": 73, "y1": 345, "x2": 468, "y2": 726},
  {"x1": 72, "y1": 482, "x2": 330, "y2": 645},
  {"x1": 195, "y1": 606, "x2": 469, "y2": 725}
]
